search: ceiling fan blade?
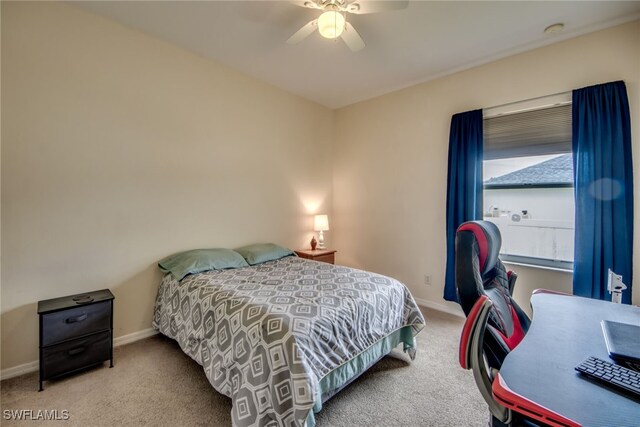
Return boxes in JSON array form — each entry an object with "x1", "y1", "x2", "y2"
[
  {"x1": 287, "y1": 19, "x2": 318, "y2": 45},
  {"x1": 341, "y1": 22, "x2": 365, "y2": 52},
  {"x1": 290, "y1": 0, "x2": 322, "y2": 10},
  {"x1": 346, "y1": 0, "x2": 409, "y2": 14}
]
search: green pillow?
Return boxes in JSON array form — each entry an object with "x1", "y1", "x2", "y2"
[
  {"x1": 235, "y1": 243, "x2": 294, "y2": 266},
  {"x1": 158, "y1": 248, "x2": 249, "y2": 280}
]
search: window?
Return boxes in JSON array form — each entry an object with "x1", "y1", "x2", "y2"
[{"x1": 482, "y1": 104, "x2": 574, "y2": 270}]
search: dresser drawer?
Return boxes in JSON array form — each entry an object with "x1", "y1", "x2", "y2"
[
  {"x1": 314, "y1": 254, "x2": 335, "y2": 264},
  {"x1": 41, "y1": 330, "x2": 111, "y2": 380},
  {"x1": 294, "y1": 250, "x2": 337, "y2": 264},
  {"x1": 41, "y1": 301, "x2": 111, "y2": 346}
]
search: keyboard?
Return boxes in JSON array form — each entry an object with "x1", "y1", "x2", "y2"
[{"x1": 575, "y1": 356, "x2": 640, "y2": 398}]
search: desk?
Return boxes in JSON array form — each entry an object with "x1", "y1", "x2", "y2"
[{"x1": 493, "y1": 292, "x2": 640, "y2": 426}]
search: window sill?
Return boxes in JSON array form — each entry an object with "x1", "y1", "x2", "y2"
[{"x1": 502, "y1": 260, "x2": 573, "y2": 274}]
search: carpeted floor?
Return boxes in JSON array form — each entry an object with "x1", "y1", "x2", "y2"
[{"x1": 1, "y1": 308, "x2": 487, "y2": 426}]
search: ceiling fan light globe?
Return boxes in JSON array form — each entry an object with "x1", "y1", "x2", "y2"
[{"x1": 317, "y1": 11, "x2": 345, "y2": 39}]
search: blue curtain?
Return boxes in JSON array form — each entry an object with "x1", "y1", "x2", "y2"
[
  {"x1": 444, "y1": 109, "x2": 483, "y2": 302},
  {"x1": 572, "y1": 81, "x2": 633, "y2": 304}
]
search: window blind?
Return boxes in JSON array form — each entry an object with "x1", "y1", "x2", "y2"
[{"x1": 483, "y1": 104, "x2": 571, "y2": 160}]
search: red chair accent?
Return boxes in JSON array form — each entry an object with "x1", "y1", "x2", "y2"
[
  {"x1": 458, "y1": 222, "x2": 489, "y2": 271},
  {"x1": 492, "y1": 305, "x2": 525, "y2": 350},
  {"x1": 459, "y1": 295, "x2": 489, "y2": 369}
]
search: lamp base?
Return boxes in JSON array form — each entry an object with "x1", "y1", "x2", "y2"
[{"x1": 317, "y1": 230, "x2": 326, "y2": 249}]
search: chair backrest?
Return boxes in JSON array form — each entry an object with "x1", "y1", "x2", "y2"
[
  {"x1": 459, "y1": 295, "x2": 511, "y2": 423},
  {"x1": 455, "y1": 220, "x2": 530, "y2": 368}
]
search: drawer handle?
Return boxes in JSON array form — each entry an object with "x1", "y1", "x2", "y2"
[
  {"x1": 65, "y1": 314, "x2": 88, "y2": 324},
  {"x1": 67, "y1": 346, "x2": 86, "y2": 356}
]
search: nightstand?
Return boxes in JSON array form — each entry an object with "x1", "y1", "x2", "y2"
[
  {"x1": 295, "y1": 249, "x2": 337, "y2": 264},
  {"x1": 38, "y1": 289, "x2": 114, "y2": 391}
]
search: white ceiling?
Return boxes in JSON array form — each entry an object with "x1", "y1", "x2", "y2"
[{"x1": 74, "y1": 1, "x2": 640, "y2": 109}]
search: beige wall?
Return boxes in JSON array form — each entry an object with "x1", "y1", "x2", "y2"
[
  {"x1": 1, "y1": 2, "x2": 333, "y2": 370},
  {"x1": 333, "y1": 20, "x2": 640, "y2": 314},
  {"x1": 2, "y1": 2, "x2": 638, "y2": 374}
]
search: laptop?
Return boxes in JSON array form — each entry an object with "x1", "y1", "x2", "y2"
[{"x1": 601, "y1": 320, "x2": 640, "y2": 367}]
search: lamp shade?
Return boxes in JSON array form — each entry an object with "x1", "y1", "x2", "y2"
[
  {"x1": 314, "y1": 214, "x2": 329, "y2": 231},
  {"x1": 317, "y1": 11, "x2": 345, "y2": 39}
]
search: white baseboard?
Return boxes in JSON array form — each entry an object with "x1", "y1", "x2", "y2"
[
  {"x1": 0, "y1": 328, "x2": 158, "y2": 381},
  {"x1": 113, "y1": 327, "x2": 158, "y2": 347},
  {"x1": 414, "y1": 297, "x2": 465, "y2": 318},
  {"x1": 0, "y1": 360, "x2": 40, "y2": 382}
]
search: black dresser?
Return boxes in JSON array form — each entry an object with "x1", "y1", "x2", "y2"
[{"x1": 38, "y1": 289, "x2": 114, "y2": 391}]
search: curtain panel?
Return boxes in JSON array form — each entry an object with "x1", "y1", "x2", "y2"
[
  {"x1": 444, "y1": 109, "x2": 483, "y2": 302},
  {"x1": 572, "y1": 81, "x2": 634, "y2": 304}
]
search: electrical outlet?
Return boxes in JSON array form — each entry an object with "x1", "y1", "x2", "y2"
[{"x1": 424, "y1": 274, "x2": 432, "y2": 286}]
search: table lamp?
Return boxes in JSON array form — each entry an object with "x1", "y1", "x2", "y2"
[{"x1": 314, "y1": 214, "x2": 329, "y2": 249}]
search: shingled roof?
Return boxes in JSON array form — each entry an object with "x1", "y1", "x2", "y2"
[{"x1": 484, "y1": 154, "x2": 573, "y2": 187}]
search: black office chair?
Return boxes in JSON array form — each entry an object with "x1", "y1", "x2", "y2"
[
  {"x1": 455, "y1": 220, "x2": 530, "y2": 370},
  {"x1": 455, "y1": 220, "x2": 534, "y2": 427},
  {"x1": 459, "y1": 295, "x2": 510, "y2": 424},
  {"x1": 459, "y1": 296, "x2": 540, "y2": 427}
]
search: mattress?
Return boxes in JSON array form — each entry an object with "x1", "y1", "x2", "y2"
[{"x1": 153, "y1": 256, "x2": 425, "y2": 426}]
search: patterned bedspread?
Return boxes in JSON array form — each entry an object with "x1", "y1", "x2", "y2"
[{"x1": 153, "y1": 256, "x2": 425, "y2": 426}]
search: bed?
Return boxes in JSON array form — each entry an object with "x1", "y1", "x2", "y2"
[{"x1": 153, "y1": 252, "x2": 425, "y2": 427}]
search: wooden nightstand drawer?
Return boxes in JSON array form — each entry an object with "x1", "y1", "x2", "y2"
[
  {"x1": 313, "y1": 253, "x2": 335, "y2": 264},
  {"x1": 295, "y1": 249, "x2": 337, "y2": 265},
  {"x1": 41, "y1": 301, "x2": 111, "y2": 346},
  {"x1": 41, "y1": 330, "x2": 111, "y2": 379}
]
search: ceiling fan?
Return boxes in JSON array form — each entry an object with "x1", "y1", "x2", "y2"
[{"x1": 287, "y1": 0, "x2": 409, "y2": 52}]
